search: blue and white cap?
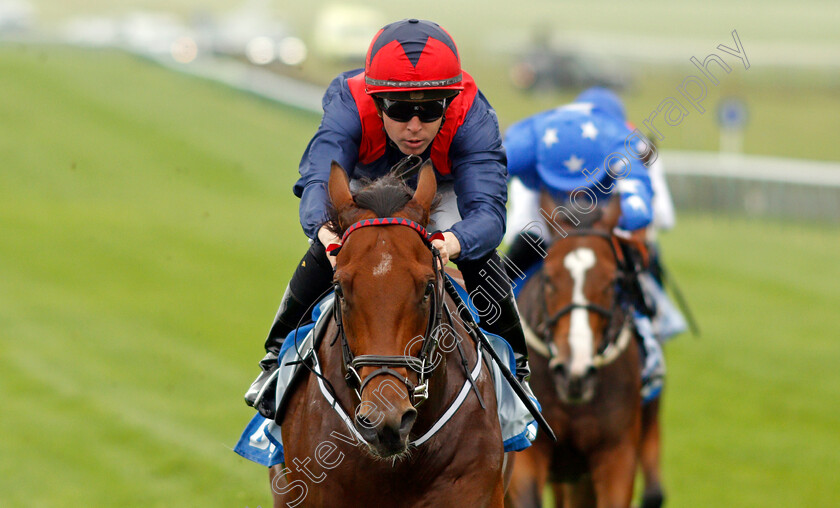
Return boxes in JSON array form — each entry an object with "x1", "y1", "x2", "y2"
[
  {"x1": 534, "y1": 108, "x2": 625, "y2": 193},
  {"x1": 575, "y1": 86, "x2": 626, "y2": 122}
]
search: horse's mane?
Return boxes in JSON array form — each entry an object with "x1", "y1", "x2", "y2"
[
  {"x1": 354, "y1": 174, "x2": 414, "y2": 218},
  {"x1": 574, "y1": 206, "x2": 604, "y2": 228},
  {"x1": 327, "y1": 173, "x2": 438, "y2": 236},
  {"x1": 550, "y1": 205, "x2": 605, "y2": 232}
]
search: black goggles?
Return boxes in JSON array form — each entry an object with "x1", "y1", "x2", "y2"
[{"x1": 376, "y1": 98, "x2": 448, "y2": 123}]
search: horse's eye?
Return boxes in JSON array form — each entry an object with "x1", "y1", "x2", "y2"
[
  {"x1": 333, "y1": 282, "x2": 343, "y2": 298},
  {"x1": 545, "y1": 281, "x2": 555, "y2": 294}
]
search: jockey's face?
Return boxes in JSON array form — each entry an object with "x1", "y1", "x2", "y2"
[{"x1": 380, "y1": 105, "x2": 444, "y2": 156}]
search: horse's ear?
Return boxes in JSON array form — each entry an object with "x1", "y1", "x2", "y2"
[
  {"x1": 599, "y1": 196, "x2": 622, "y2": 230},
  {"x1": 411, "y1": 160, "x2": 437, "y2": 213},
  {"x1": 328, "y1": 161, "x2": 354, "y2": 212}
]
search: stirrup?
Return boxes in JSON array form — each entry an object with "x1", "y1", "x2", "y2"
[
  {"x1": 514, "y1": 352, "x2": 531, "y2": 382},
  {"x1": 244, "y1": 351, "x2": 280, "y2": 420}
]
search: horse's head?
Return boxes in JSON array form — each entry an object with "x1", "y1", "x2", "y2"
[
  {"x1": 539, "y1": 195, "x2": 629, "y2": 404},
  {"x1": 327, "y1": 160, "x2": 440, "y2": 458}
]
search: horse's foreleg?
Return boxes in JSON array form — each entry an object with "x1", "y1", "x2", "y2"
[
  {"x1": 505, "y1": 448, "x2": 550, "y2": 508},
  {"x1": 552, "y1": 482, "x2": 565, "y2": 508},
  {"x1": 639, "y1": 397, "x2": 665, "y2": 508},
  {"x1": 551, "y1": 482, "x2": 564, "y2": 508},
  {"x1": 589, "y1": 441, "x2": 637, "y2": 508},
  {"x1": 503, "y1": 452, "x2": 515, "y2": 493},
  {"x1": 559, "y1": 479, "x2": 595, "y2": 508},
  {"x1": 489, "y1": 477, "x2": 507, "y2": 508},
  {"x1": 268, "y1": 465, "x2": 283, "y2": 508}
]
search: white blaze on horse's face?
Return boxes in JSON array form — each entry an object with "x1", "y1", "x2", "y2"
[
  {"x1": 372, "y1": 251, "x2": 392, "y2": 277},
  {"x1": 563, "y1": 247, "x2": 597, "y2": 378}
]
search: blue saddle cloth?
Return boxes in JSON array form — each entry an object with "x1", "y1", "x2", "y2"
[{"x1": 234, "y1": 275, "x2": 538, "y2": 467}]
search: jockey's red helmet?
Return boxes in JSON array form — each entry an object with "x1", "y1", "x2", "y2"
[{"x1": 364, "y1": 19, "x2": 463, "y2": 99}]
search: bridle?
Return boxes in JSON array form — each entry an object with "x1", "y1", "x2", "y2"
[
  {"x1": 328, "y1": 217, "x2": 446, "y2": 407},
  {"x1": 531, "y1": 229, "x2": 635, "y2": 369}
]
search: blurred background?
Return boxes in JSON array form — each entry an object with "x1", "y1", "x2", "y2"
[{"x1": 1, "y1": 0, "x2": 838, "y2": 506}]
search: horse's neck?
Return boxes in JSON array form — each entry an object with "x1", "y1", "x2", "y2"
[{"x1": 519, "y1": 272, "x2": 546, "y2": 328}]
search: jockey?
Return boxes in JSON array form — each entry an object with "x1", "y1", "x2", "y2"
[
  {"x1": 245, "y1": 19, "x2": 531, "y2": 419},
  {"x1": 501, "y1": 87, "x2": 667, "y2": 402},
  {"x1": 571, "y1": 87, "x2": 688, "y2": 342}
]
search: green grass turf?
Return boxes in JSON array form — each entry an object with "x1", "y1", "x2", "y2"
[
  {"x1": 1, "y1": 45, "x2": 838, "y2": 507},
  {"x1": 654, "y1": 214, "x2": 840, "y2": 507},
  {"x1": 0, "y1": 44, "x2": 317, "y2": 507}
]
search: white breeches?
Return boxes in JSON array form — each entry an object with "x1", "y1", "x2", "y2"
[{"x1": 504, "y1": 178, "x2": 547, "y2": 245}]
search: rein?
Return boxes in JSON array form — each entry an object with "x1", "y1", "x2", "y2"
[
  {"x1": 322, "y1": 216, "x2": 555, "y2": 443},
  {"x1": 528, "y1": 229, "x2": 634, "y2": 369},
  {"x1": 329, "y1": 217, "x2": 446, "y2": 407}
]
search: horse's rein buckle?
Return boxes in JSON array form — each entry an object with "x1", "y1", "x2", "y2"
[
  {"x1": 412, "y1": 383, "x2": 429, "y2": 405},
  {"x1": 412, "y1": 359, "x2": 430, "y2": 406}
]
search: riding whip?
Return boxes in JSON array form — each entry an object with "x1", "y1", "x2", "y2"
[{"x1": 442, "y1": 276, "x2": 558, "y2": 443}]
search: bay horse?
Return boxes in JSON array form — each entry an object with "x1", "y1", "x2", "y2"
[
  {"x1": 506, "y1": 196, "x2": 663, "y2": 508},
  {"x1": 270, "y1": 161, "x2": 506, "y2": 507}
]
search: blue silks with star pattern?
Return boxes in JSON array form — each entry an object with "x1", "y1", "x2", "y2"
[{"x1": 503, "y1": 101, "x2": 654, "y2": 232}]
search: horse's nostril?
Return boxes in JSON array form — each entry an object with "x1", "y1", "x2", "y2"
[
  {"x1": 399, "y1": 409, "x2": 417, "y2": 434},
  {"x1": 355, "y1": 414, "x2": 374, "y2": 430}
]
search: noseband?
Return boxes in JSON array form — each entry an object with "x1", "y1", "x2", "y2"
[
  {"x1": 329, "y1": 217, "x2": 445, "y2": 407},
  {"x1": 534, "y1": 229, "x2": 634, "y2": 368}
]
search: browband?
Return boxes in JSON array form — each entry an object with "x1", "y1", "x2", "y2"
[{"x1": 327, "y1": 217, "x2": 445, "y2": 253}]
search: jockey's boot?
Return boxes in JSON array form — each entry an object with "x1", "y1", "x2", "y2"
[
  {"x1": 244, "y1": 241, "x2": 334, "y2": 419},
  {"x1": 486, "y1": 292, "x2": 530, "y2": 383},
  {"x1": 486, "y1": 275, "x2": 536, "y2": 401},
  {"x1": 503, "y1": 231, "x2": 546, "y2": 281},
  {"x1": 513, "y1": 352, "x2": 537, "y2": 402},
  {"x1": 459, "y1": 251, "x2": 533, "y2": 389},
  {"x1": 635, "y1": 315, "x2": 666, "y2": 404},
  {"x1": 485, "y1": 294, "x2": 536, "y2": 401},
  {"x1": 244, "y1": 286, "x2": 310, "y2": 419}
]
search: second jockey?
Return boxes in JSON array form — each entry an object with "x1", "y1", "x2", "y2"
[{"x1": 502, "y1": 87, "x2": 667, "y2": 402}]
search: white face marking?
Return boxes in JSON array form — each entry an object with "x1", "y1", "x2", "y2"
[
  {"x1": 372, "y1": 251, "x2": 392, "y2": 277},
  {"x1": 563, "y1": 247, "x2": 596, "y2": 377}
]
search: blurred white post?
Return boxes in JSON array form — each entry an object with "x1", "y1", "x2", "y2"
[
  {"x1": 717, "y1": 97, "x2": 748, "y2": 155},
  {"x1": 719, "y1": 126, "x2": 744, "y2": 154}
]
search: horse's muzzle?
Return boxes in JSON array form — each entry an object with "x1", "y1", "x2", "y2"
[
  {"x1": 553, "y1": 363, "x2": 597, "y2": 404},
  {"x1": 355, "y1": 407, "x2": 417, "y2": 457}
]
